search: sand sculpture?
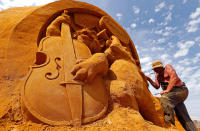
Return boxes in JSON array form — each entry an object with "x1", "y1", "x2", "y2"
[{"x1": 0, "y1": 0, "x2": 187, "y2": 130}]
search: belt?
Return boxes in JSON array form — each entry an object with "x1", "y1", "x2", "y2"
[{"x1": 174, "y1": 83, "x2": 186, "y2": 88}]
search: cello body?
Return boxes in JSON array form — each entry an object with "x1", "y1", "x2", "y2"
[{"x1": 22, "y1": 28, "x2": 108, "y2": 125}]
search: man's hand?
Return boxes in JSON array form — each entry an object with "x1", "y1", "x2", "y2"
[
  {"x1": 160, "y1": 90, "x2": 170, "y2": 95},
  {"x1": 145, "y1": 75, "x2": 151, "y2": 81},
  {"x1": 71, "y1": 53, "x2": 108, "y2": 83}
]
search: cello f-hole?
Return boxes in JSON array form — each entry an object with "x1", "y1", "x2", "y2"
[{"x1": 45, "y1": 57, "x2": 61, "y2": 80}]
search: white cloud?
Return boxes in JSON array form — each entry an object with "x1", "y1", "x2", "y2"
[
  {"x1": 180, "y1": 66, "x2": 199, "y2": 79},
  {"x1": 190, "y1": 8, "x2": 200, "y2": 19},
  {"x1": 116, "y1": 13, "x2": 123, "y2": 20},
  {"x1": 151, "y1": 38, "x2": 166, "y2": 44},
  {"x1": 140, "y1": 57, "x2": 153, "y2": 72},
  {"x1": 174, "y1": 41, "x2": 195, "y2": 58},
  {"x1": 187, "y1": 8, "x2": 200, "y2": 32},
  {"x1": 183, "y1": 0, "x2": 187, "y2": 4},
  {"x1": 132, "y1": 5, "x2": 140, "y2": 14},
  {"x1": 181, "y1": 67, "x2": 200, "y2": 92},
  {"x1": 141, "y1": 62, "x2": 152, "y2": 73},
  {"x1": 178, "y1": 58, "x2": 191, "y2": 66},
  {"x1": 151, "y1": 47, "x2": 164, "y2": 51},
  {"x1": 168, "y1": 42, "x2": 175, "y2": 48},
  {"x1": 140, "y1": 57, "x2": 152, "y2": 64},
  {"x1": 140, "y1": 47, "x2": 149, "y2": 52},
  {"x1": 165, "y1": 12, "x2": 172, "y2": 22},
  {"x1": 163, "y1": 32, "x2": 169, "y2": 36},
  {"x1": 192, "y1": 53, "x2": 200, "y2": 63},
  {"x1": 157, "y1": 38, "x2": 166, "y2": 43},
  {"x1": 158, "y1": 22, "x2": 168, "y2": 26},
  {"x1": 165, "y1": 26, "x2": 176, "y2": 31},
  {"x1": 154, "y1": 30, "x2": 163, "y2": 35},
  {"x1": 130, "y1": 23, "x2": 137, "y2": 29},
  {"x1": 132, "y1": 29, "x2": 152, "y2": 45},
  {"x1": 132, "y1": 17, "x2": 140, "y2": 22},
  {"x1": 160, "y1": 54, "x2": 169, "y2": 60},
  {"x1": 195, "y1": 36, "x2": 200, "y2": 42},
  {"x1": 162, "y1": 59, "x2": 172, "y2": 66},
  {"x1": 186, "y1": 18, "x2": 200, "y2": 32},
  {"x1": 177, "y1": 40, "x2": 195, "y2": 49},
  {"x1": 141, "y1": 20, "x2": 146, "y2": 24},
  {"x1": 159, "y1": 26, "x2": 176, "y2": 37},
  {"x1": 155, "y1": 2, "x2": 166, "y2": 12},
  {"x1": 169, "y1": 5, "x2": 174, "y2": 11},
  {"x1": 150, "y1": 38, "x2": 166, "y2": 44},
  {"x1": 148, "y1": 18, "x2": 155, "y2": 23},
  {"x1": 177, "y1": 53, "x2": 200, "y2": 65},
  {"x1": 0, "y1": 0, "x2": 55, "y2": 10},
  {"x1": 174, "y1": 64, "x2": 185, "y2": 74}
]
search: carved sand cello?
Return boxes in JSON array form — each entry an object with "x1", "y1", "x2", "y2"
[{"x1": 22, "y1": 23, "x2": 108, "y2": 126}]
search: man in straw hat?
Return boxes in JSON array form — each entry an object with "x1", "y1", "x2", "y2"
[{"x1": 146, "y1": 60, "x2": 197, "y2": 131}]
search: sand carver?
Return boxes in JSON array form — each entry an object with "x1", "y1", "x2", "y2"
[{"x1": 146, "y1": 60, "x2": 197, "y2": 131}]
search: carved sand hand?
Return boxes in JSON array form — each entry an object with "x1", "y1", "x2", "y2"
[
  {"x1": 46, "y1": 11, "x2": 72, "y2": 36},
  {"x1": 71, "y1": 53, "x2": 108, "y2": 83},
  {"x1": 105, "y1": 35, "x2": 135, "y2": 64}
]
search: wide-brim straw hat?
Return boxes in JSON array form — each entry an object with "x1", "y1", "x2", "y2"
[{"x1": 152, "y1": 60, "x2": 163, "y2": 70}]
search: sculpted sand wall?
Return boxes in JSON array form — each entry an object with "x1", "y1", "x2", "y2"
[
  {"x1": 0, "y1": 7, "x2": 38, "y2": 79},
  {"x1": 0, "y1": 0, "x2": 185, "y2": 130},
  {"x1": 0, "y1": 6, "x2": 38, "y2": 120},
  {"x1": 5, "y1": 0, "x2": 139, "y2": 80}
]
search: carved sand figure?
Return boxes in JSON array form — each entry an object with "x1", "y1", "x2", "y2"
[
  {"x1": 0, "y1": 0, "x2": 188, "y2": 130},
  {"x1": 22, "y1": 11, "x2": 109, "y2": 126}
]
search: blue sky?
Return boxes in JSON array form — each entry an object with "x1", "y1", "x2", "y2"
[{"x1": 0, "y1": 0, "x2": 199, "y2": 119}]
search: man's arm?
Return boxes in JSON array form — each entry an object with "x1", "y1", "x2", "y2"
[{"x1": 146, "y1": 75, "x2": 160, "y2": 89}]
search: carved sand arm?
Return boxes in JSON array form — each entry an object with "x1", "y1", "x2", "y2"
[
  {"x1": 104, "y1": 36, "x2": 135, "y2": 64},
  {"x1": 46, "y1": 11, "x2": 79, "y2": 37},
  {"x1": 71, "y1": 53, "x2": 108, "y2": 83}
]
